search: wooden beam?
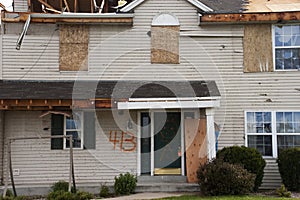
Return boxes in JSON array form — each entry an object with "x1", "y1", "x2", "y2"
[
  {"x1": 63, "y1": 0, "x2": 70, "y2": 12},
  {"x1": 1, "y1": 14, "x2": 133, "y2": 24},
  {"x1": 38, "y1": 0, "x2": 55, "y2": 10},
  {"x1": 201, "y1": 11, "x2": 300, "y2": 24},
  {"x1": 74, "y1": 0, "x2": 77, "y2": 13}
]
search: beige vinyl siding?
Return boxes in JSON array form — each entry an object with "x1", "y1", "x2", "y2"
[
  {"x1": 13, "y1": 0, "x2": 28, "y2": 12},
  {"x1": 3, "y1": 111, "x2": 137, "y2": 186},
  {"x1": 0, "y1": 111, "x2": 4, "y2": 184}
]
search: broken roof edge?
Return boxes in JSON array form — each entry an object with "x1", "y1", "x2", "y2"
[
  {"x1": 200, "y1": 11, "x2": 300, "y2": 24},
  {"x1": 1, "y1": 11, "x2": 134, "y2": 24},
  {"x1": 120, "y1": 0, "x2": 213, "y2": 13}
]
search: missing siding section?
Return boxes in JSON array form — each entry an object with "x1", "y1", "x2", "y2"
[
  {"x1": 244, "y1": 24, "x2": 273, "y2": 72},
  {"x1": 151, "y1": 26, "x2": 180, "y2": 64},
  {"x1": 59, "y1": 24, "x2": 88, "y2": 71}
]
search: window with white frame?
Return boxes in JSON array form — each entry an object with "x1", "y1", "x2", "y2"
[
  {"x1": 246, "y1": 111, "x2": 300, "y2": 157},
  {"x1": 274, "y1": 25, "x2": 300, "y2": 70},
  {"x1": 64, "y1": 112, "x2": 83, "y2": 149}
]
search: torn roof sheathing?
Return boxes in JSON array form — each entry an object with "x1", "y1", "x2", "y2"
[{"x1": 245, "y1": 0, "x2": 300, "y2": 13}]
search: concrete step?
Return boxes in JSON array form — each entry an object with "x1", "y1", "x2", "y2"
[
  {"x1": 136, "y1": 183, "x2": 200, "y2": 193},
  {"x1": 137, "y1": 176, "x2": 187, "y2": 183}
]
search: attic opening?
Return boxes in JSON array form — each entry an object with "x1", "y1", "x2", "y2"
[{"x1": 28, "y1": 0, "x2": 133, "y2": 13}]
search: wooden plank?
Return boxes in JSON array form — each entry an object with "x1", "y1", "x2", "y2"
[
  {"x1": 201, "y1": 11, "x2": 300, "y2": 23},
  {"x1": 63, "y1": 0, "x2": 70, "y2": 12},
  {"x1": 59, "y1": 25, "x2": 89, "y2": 71},
  {"x1": 151, "y1": 26, "x2": 180, "y2": 64},
  {"x1": 244, "y1": 24, "x2": 273, "y2": 72},
  {"x1": 185, "y1": 119, "x2": 207, "y2": 183}
]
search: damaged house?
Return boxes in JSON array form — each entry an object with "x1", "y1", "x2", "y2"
[{"x1": 0, "y1": 0, "x2": 300, "y2": 195}]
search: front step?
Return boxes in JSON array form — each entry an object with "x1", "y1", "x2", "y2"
[
  {"x1": 137, "y1": 176, "x2": 187, "y2": 183},
  {"x1": 136, "y1": 183, "x2": 200, "y2": 193},
  {"x1": 136, "y1": 176, "x2": 200, "y2": 193}
]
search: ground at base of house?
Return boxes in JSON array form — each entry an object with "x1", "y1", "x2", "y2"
[{"x1": 97, "y1": 192, "x2": 300, "y2": 200}]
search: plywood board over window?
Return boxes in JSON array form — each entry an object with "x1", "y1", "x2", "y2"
[
  {"x1": 151, "y1": 26, "x2": 180, "y2": 64},
  {"x1": 59, "y1": 24, "x2": 89, "y2": 71},
  {"x1": 244, "y1": 24, "x2": 273, "y2": 72}
]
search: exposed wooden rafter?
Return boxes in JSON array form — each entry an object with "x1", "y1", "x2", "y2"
[{"x1": 0, "y1": 99, "x2": 117, "y2": 110}]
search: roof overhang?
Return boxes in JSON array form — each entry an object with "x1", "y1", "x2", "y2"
[
  {"x1": 0, "y1": 80, "x2": 220, "y2": 110},
  {"x1": 118, "y1": 97, "x2": 220, "y2": 110},
  {"x1": 1, "y1": 11, "x2": 133, "y2": 24},
  {"x1": 200, "y1": 11, "x2": 300, "y2": 24}
]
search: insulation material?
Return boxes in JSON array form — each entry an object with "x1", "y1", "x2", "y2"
[
  {"x1": 151, "y1": 26, "x2": 180, "y2": 64},
  {"x1": 245, "y1": 0, "x2": 300, "y2": 12},
  {"x1": 59, "y1": 25, "x2": 88, "y2": 71},
  {"x1": 244, "y1": 24, "x2": 273, "y2": 73},
  {"x1": 185, "y1": 119, "x2": 207, "y2": 183}
]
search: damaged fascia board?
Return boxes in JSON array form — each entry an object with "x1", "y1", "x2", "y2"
[{"x1": 30, "y1": 13, "x2": 134, "y2": 19}]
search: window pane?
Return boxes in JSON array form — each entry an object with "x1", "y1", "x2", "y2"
[
  {"x1": 246, "y1": 112, "x2": 272, "y2": 133},
  {"x1": 66, "y1": 114, "x2": 81, "y2": 130},
  {"x1": 278, "y1": 135, "x2": 300, "y2": 153},
  {"x1": 66, "y1": 131, "x2": 81, "y2": 148},
  {"x1": 66, "y1": 118, "x2": 76, "y2": 129},
  {"x1": 248, "y1": 135, "x2": 272, "y2": 156}
]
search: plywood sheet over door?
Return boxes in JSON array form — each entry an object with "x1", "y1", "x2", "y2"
[{"x1": 185, "y1": 119, "x2": 207, "y2": 183}]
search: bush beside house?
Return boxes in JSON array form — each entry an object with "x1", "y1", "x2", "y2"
[
  {"x1": 216, "y1": 146, "x2": 266, "y2": 191},
  {"x1": 277, "y1": 147, "x2": 300, "y2": 192},
  {"x1": 197, "y1": 160, "x2": 255, "y2": 196}
]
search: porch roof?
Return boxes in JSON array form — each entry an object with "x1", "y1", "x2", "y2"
[{"x1": 0, "y1": 80, "x2": 220, "y2": 100}]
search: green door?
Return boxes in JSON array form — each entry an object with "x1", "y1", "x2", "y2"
[{"x1": 154, "y1": 112, "x2": 181, "y2": 175}]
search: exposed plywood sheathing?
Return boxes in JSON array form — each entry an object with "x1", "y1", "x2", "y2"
[
  {"x1": 59, "y1": 24, "x2": 88, "y2": 71},
  {"x1": 245, "y1": 0, "x2": 300, "y2": 13},
  {"x1": 244, "y1": 24, "x2": 273, "y2": 72},
  {"x1": 185, "y1": 119, "x2": 207, "y2": 183},
  {"x1": 151, "y1": 26, "x2": 180, "y2": 64}
]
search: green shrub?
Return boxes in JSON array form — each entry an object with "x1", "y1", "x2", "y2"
[
  {"x1": 100, "y1": 184, "x2": 110, "y2": 198},
  {"x1": 75, "y1": 191, "x2": 94, "y2": 200},
  {"x1": 197, "y1": 160, "x2": 255, "y2": 196},
  {"x1": 216, "y1": 146, "x2": 266, "y2": 191},
  {"x1": 276, "y1": 184, "x2": 292, "y2": 198},
  {"x1": 277, "y1": 147, "x2": 300, "y2": 191},
  {"x1": 114, "y1": 173, "x2": 137, "y2": 195},
  {"x1": 50, "y1": 180, "x2": 69, "y2": 192},
  {"x1": 47, "y1": 190, "x2": 93, "y2": 200},
  {"x1": 47, "y1": 190, "x2": 75, "y2": 200}
]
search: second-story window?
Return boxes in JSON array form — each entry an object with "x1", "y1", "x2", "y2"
[{"x1": 274, "y1": 25, "x2": 300, "y2": 70}]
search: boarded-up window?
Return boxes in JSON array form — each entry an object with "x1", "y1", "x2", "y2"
[
  {"x1": 244, "y1": 24, "x2": 273, "y2": 72},
  {"x1": 151, "y1": 13, "x2": 180, "y2": 64},
  {"x1": 59, "y1": 24, "x2": 88, "y2": 71},
  {"x1": 151, "y1": 26, "x2": 180, "y2": 64}
]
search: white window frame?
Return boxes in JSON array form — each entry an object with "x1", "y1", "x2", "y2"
[
  {"x1": 63, "y1": 112, "x2": 84, "y2": 149},
  {"x1": 245, "y1": 111, "x2": 300, "y2": 158},
  {"x1": 272, "y1": 24, "x2": 300, "y2": 71}
]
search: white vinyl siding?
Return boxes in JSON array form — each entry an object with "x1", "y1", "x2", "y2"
[{"x1": 3, "y1": 111, "x2": 137, "y2": 186}]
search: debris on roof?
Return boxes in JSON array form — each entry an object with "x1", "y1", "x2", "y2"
[
  {"x1": 28, "y1": 0, "x2": 133, "y2": 13},
  {"x1": 199, "y1": 0, "x2": 249, "y2": 13},
  {"x1": 245, "y1": 0, "x2": 300, "y2": 13}
]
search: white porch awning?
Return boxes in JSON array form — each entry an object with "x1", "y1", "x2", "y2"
[{"x1": 118, "y1": 97, "x2": 220, "y2": 110}]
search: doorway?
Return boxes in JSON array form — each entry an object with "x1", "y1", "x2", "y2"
[{"x1": 140, "y1": 111, "x2": 182, "y2": 176}]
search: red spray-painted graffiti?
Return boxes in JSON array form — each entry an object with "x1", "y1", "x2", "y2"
[{"x1": 109, "y1": 131, "x2": 137, "y2": 152}]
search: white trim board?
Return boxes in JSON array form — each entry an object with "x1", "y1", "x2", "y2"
[
  {"x1": 121, "y1": 0, "x2": 213, "y2": 12},
  {"x1": 118, "y1": 100, "x2": 220, "y2": 110}
]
